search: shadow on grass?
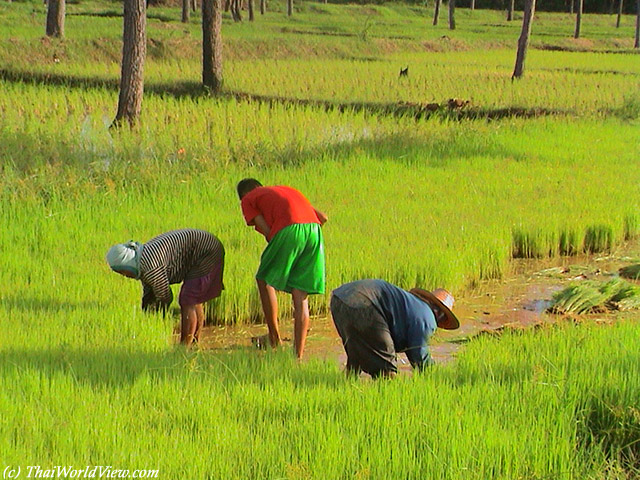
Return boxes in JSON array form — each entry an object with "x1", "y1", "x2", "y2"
[
  {"x1": 579, "y1": 384, "x2": 640, "y2": 475},
  {"x1": 0, "y1": 68, "x2": 205, "y2": 99},
  {"x1": 0, "y1": 67, "x2": 567, "y2": 121},
  {"x1": 0, "y1": 346, "x2": 343, "y2": 389},
  {"x1": 0, "y1": 97, "x2": 534, "y2": 175},
  {"x1": 67, "y1": 11, "x2": 176, "y2": 22},
  {"x1": 67, "y1": 10, "x2": 122, "y2": 18},
  {"x1": 0, "y1": 296, "x2": 104, "y2": 313}
]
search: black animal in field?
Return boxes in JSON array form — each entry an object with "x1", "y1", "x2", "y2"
[{"x1": 399, "y1": 66, "x2": 409, "y2": 77}]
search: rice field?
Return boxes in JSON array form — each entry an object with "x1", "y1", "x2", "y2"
[
  {"x1": 2, "y1": 82, "x2": 639, "y2": 320},
  {"x1": 1, "y1": 1, "x2": 640, "y2": 477}
]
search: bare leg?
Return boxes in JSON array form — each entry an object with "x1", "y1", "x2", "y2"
[
  {"x1": 180, "y1": 304, "x2": 198, "y2": 347},
  {"x1": 257, "y1": 278, "x2": 281, "y2": 347},
  {"x1": 194, "y1": 303, "x2": 205, "y2": 343},
  {"x1": 292, "y1": 288, "x2": 309, "y2": 359}
]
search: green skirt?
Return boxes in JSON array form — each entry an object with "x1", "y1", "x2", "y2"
[{"x1": 256, "y1": 223, "x2": 325, "y2": 295}]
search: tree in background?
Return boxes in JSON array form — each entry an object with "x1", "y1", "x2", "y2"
[
  {"x1": 507, "y1": 0, "x2": 515, "y2": 21},
  {"x1": 46, "y1": 0, "x2": 65, "y2": 37},
  {"x1": 633, "y1": 0, "x2": 640, "y2": 48},
  {"x1": 248, "y1": 0, "x2": 254, "y2": 21},
  {"x1": 512, "y1": 0, "x2": 535, "y2": 78},
  {"x1": 202, "y1": 0, "x2": 223, "y2": 92},
  {"x1": 616, "y1": 0, "x2": 623, "y2": 27},
  {"x1": 449, "y1": 0, "x2": 456, "y2": 29},
  {"x1": 260, "y1": 0, "x2": 266, "y2": 14},
  {"x1": 113, "y1": 0, "x2": 146, "y2": 127},
  {"x1": 574, "y1": 0, "x2": 583, "y2": 37},
  {"x1": 230, "y1": 0, "x2": 242, "y2": 21},
  {"x1": 287, "y1": 0, "x2": 293, "y2": 16},
  {"x1": 433, "y1": 0, "x2": 441, "y2": 25},
  {"x1": 182, "y1": 0, "x2": 190, "y2": 22}
]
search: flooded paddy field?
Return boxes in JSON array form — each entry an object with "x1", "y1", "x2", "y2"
[{"x1": 193, "y1": 243, "x2": 640, "y2": 372}]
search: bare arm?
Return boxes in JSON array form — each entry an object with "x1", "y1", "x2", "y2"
[
  {"x1": 141, "y1": 274, "x2": 172, "y2": 313},
  {"x1": 313, "y1": 208, "x2": 328, "y2": 226},
  {"x1": 252, "y1": 214, "x2": 272, "y2": 241}
]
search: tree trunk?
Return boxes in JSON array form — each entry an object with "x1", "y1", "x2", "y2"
[
  {"x1": 635, "y1": 0, "x2": 640, "y2": 48},
  {"x1": 433, "y1": 0, "x2": 441, "y2": 25},
  {"x1": 202, "y1": 0, "x2": 223, "y2": 92},
  {"x1": 574, "y1": 0, "x2": 583, "y2": 38},
  {"x1": 114, "y1": 0, "x2": 146, "y2": 127},
  {"x1": 231, "y1": 0, "x2": 242, "y2": 21},
  {"x1": 260, "y1": 0, "x2": 265, "y2": 14},
  {"x1": 570, "y1": 0, "x2": 574, "y2": 14},
  {"x1": 616, "y1": 0, "x2": 623, "y2": 27},
  {"x1": 470, "y1": 0, "x2": 475, "y2": 10},
  {"x1": 248, "y1": 0, "x2": 254, "y2": 20},
  {"x1": 287, "y1": 0, "x2": 292, "y2": 16},
  {"x1": 191, "y1": 0, "x2": 197, "y2": 12},
  {"x1": 512, "y1": 0, "x2": 535, "y2": 79},
  {"x1": 182, "y1": 0, "x2": 190, "y2": 22},
  {"x1": 507, "y1": 0, "x2": 514, "y2": 20},
  {"x1": 46, "y1": 0, "x2": 65, "y2": 37},
  {"x1": 448, "y1": 0, "x2": 456, "y2": 29}
]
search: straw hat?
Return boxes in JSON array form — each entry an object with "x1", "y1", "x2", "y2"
[{"x1": 409, "y1": 288, "x2": 460, "y2": 330}]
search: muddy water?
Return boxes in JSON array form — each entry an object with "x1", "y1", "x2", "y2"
[{"x1": 194, "y1": 246, "x2": 638, "y2": 373}]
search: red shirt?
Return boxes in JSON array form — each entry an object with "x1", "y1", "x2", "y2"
[{"x1": 241, "y1": 186, "x2": 320, "y2": 241}]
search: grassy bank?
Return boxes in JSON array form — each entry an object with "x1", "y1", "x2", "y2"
[
  {"x1": 1, "y1": 316, "x2": 638, "y2": 478},
  {"x1": 1, "y1": 0, "x2": 638, "y2": 67}
]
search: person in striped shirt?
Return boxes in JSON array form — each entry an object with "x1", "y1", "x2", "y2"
[
  {"x1": 237, "y1": 178, "x2": 328, "y2": 360},
  {"x1": 106, "y1": 229, "x2": 225, "y2": 347}
]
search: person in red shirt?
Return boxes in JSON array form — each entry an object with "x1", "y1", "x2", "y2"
[{"x1": 237, "y1": 178, "x2": 328, "y2": 359}]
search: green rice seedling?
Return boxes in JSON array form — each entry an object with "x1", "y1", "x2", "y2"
[
  {"x1": 559, "y1": 228, "x2": 581, "y2": 256},
  {"x1": 2, "y1": 4, "x2": 640, "y2": 478},
  {"x1": 549, "y1": 278, "x2": 640, "y2": 314},
  {"x1": 1, "y1": 313, "x2": 639, "y2": 479},
  {"x1": 2, "y1": 76, "x2": 640, "y2": 323},
  {"x1": 549, "y1": 282, "x2": 610, "y2": 314},
  {"x1": 619, "y1": 264, "x2": 640, "y2": 280},
  {"x1": 623, "y1": 214, "x2": 640, "y2": 241},
  {"x1": 583, "y1": 225, "x2": 614, "y2": 254}
]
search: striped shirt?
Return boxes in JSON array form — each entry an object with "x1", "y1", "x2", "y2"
[{"x1": 139, "y1": 229, "x2": 225, "y2": 305}]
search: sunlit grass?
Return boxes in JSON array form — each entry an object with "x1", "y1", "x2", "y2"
[
  {"x1": 1, "y1": 307, "x2": 638, "y2": 477},
  {"x1": 2, "y1": 3, "x2": 640, "y2": 477},
  {"x1": 2, "y1": 79, "x2": 639, "y2": 321}
]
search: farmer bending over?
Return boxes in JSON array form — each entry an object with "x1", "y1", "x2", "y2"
[
  {"x1": 237, "y1": 178, "x2": 327, "y2": 360},
  {"x1": 330, "y1": 279, "x2": 459, "y2": 378},
  {"x1": 106, "y1": 228, "x2": 225, "y2": 347}
]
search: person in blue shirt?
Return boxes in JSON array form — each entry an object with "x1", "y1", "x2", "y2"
[{"x1": 330, "y1": 279, "x2": 460, "y2": 378}]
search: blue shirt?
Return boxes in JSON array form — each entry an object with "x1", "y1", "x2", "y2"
[{"x1": 332, "y1": 279, "x2": 437, "y2": 368}]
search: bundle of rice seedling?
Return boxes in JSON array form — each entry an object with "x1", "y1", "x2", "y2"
[
  {"x1": 548, "y1": 282, "x2": 609, "y2": 314},
  {"x1": 608, "y1": 280, "x2": 640, "y2": 310},
  {"x1": 548, "y1": 278, "x2": 640, "y2": 314},
  {"x1": 618, "y1": 264, "x2": 640, "y2": 280}
]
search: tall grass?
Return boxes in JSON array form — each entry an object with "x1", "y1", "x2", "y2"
[
  {"x1": 2, "y1": 78, "x2": 639, "y2": 322},
  {"x1": 2, "y1": 2, "x2": 640, "y2": 477},
  {"x1": 1, "y1": 312, "x2": 638, "y2": 478}
]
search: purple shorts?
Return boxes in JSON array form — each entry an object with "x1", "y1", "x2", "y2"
[{"x1": 178, "y1": 262, "x2": 224, "y2": 307}]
